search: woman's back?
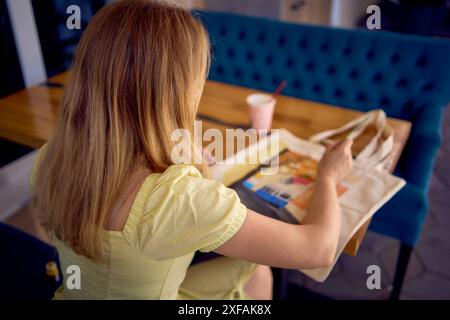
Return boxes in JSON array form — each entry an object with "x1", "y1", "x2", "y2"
[
  {"x1": 32, "y1": 148, "x2": 252, "y2": 299},
  {"x1": 54, "y1": 225, "x2": 193, "y2": 299},
  {"x1": 53, "y1": 172, "x2": 189, "y2": 300}
]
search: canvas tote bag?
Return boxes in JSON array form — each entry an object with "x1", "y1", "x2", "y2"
[
  {"x1": 301, "y1": 109, "x2": 405, "y2": 281},
  {"x1": 209, "y1": 109, "x2": 405, "y2": 282}
]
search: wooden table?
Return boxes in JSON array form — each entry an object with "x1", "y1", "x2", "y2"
[{"x1": 0, "y1": 71, "x2": 411, "y2": 255}]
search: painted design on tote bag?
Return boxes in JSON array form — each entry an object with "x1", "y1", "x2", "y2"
[{"x1": 243, "y1": 150, "x2": 348, "y2": 222}]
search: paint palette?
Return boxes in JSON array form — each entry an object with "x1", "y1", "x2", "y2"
[
  {"x1": 243, "y1": 150, "x2": 318, "y2": 209},
  {"x1": 244, "y1": 150, "x2": 349, "y2": 222}
]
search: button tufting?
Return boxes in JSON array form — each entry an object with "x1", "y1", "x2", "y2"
[
  {"x1": 252, "y1": 72, "x2": 261, "y2": 81},
  {"x1": 334, "y1": 88, "x2": 343, "y2": 97},
  {"x1": 246, "y1": 51, "x2": 254, "y2": 61},
  {"x1": 416, "y1": 56, "x2": 427, "y2": 67},
  {"x1": 313, "y1": 84, "x2": 322, "y2": 92},
  {"x1": 320, "y1": 43, "x2": 329, "y2": 52},
  {"x1": 391, "y1": 53, "x2": 400, "y2": 64},
  {"x1": 366, "y1": 50, "x2": 375, "y2": 59},
  {"x1": 380, "y1": 97, "x2": 390, "y2": 106},
  {"x1": 343, "y1": 47, "x2": 352, "y2": 56},
  {"x1": 285, "y1": 58, "x2": 293, "y2": 68},
  {"x1": 298, "y1": 39, "x2": 308, "y2": 49},
  {"x1": 403, "y1": 100, "x2": 414, "y2": 110},
  {"x1": 422, "y1": 82, "x2": 435, "y2": 92},
  {"x1": 278, "y1": 36, "x2": 286, "y2": 47},
  {"x1": 272, "y1": 76, "x2": 280, "y2": 85},
  {"x1": 238, "y1": 30, "x2": 246, "y2": 40},
  {"x1": 349, "y1": 69, "x2": 359, "y2": 79},
  {"x1": 396, "y1": 77, "x2": 407, "y2": 87},
  {"x1": 227, "y1": 48, "x2": 235, "y2": 58},
  {"x1": 257, "y1": 33, "x2": 266, "y2": 43},
  {"x1": 373, "y1": 73, "x2": 383, "y2": 82},
  {"x1": 357, "y1": 92, "x2": 367, "y2": 102},
  {"x1": 327, "y1": 66, "x2": 336, "y2": 75},
  {"x1": 305, "y1": 61, "x2": 315, "y2": 71}
]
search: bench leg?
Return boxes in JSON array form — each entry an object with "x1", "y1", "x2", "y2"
[
  {"x1": 271, "y1": 267, "x2": 289, "y2": 300},
  {"x1": 390, "y1": 242, "x2": 413, "y2": 300}
]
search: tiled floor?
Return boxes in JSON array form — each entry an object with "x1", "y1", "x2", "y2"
[{"x1": 289, "y1": 106, "x2": 450, "y2": 300}]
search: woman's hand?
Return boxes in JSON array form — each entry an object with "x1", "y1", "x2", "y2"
[
  {"x1": 215, "y1": 139, "x2": 354, "y2": 270},
  {"x1": 317, "y1": 139, "x2": 353, "y2": 183}
]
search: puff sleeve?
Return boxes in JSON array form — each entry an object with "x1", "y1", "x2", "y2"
[{"x1": 137, "y1": 165, "x2": 247, "y2": 259}]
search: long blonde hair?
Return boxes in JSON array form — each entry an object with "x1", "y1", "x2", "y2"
[{"x1": 32, "y1": 0, "x2": 210, "y2": 260}]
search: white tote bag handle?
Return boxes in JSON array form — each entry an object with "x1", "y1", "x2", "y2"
[{"x1": 309, "y1": 110, "x2": 394, "y2": 170}]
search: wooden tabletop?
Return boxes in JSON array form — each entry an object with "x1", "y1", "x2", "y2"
[{"x1": 0, "y1": 71, "x2": 411, "y2": 255}]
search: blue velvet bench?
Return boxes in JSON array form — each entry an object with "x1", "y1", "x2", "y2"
[{"x1": 196, "y1": 11, "x2": 450, "y2": 299}]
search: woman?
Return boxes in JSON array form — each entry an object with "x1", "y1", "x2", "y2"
[{"x1": 31, "y1": 0, "x2": 353, "y2": 300}]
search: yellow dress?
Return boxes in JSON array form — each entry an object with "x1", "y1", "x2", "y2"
[{"x1": 31, "y1": 148, "x2": 257, "y2": 300}]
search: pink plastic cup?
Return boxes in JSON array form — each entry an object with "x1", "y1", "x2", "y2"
[{"x1": 246, "y1": 93, "x2": 276, "y2": 132}]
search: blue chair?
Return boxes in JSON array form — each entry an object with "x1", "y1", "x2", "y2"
[
  {"x1": 196, "y1": 11, "x2": 450, "y2": 299},
  {"x1": 0, "y1": 223, "x2": 62, "y2": 299},
  {"x1": 32, "y1": 0, "x2": 108, "y2": 76}
]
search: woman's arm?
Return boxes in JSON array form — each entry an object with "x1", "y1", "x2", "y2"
[{"x1": 215, "y1": 139, "x2": 353, "y2": 270}]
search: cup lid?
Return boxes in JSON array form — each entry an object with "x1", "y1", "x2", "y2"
[{"x1": 246, "y1": 93, "x2": 274, "y2": 106}]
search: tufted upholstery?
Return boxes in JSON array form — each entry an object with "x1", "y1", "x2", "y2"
[{"x1": 196, "y1": 11, "x2": 450, "y2": 246}]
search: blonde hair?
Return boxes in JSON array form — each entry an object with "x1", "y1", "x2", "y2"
[{"x1": 32, "y1": 0, "x2": 210, "y2": 260}]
